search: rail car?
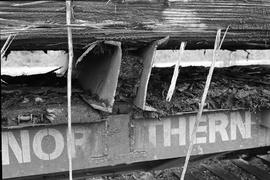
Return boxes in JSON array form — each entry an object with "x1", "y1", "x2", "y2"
[{"x1": 1, "y1": 0, "x2": 270, "y2": 179}]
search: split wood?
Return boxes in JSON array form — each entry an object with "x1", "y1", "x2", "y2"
[
  {"x1": 66, "y1": 0, "x2": 74, "y2": 180},
  {"x1": 180, "y1": 26, "x2": 230, "y2": 180}
]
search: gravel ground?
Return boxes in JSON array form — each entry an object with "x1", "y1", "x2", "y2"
[
  {"x1": 86, "y1": 154, "x2": 270, "y2": 180},
  {"x1": 247, "y1": 157, "x2": 270, "y2": 172},
  {"x1": 219, "y1": 160, "x2": 257, "y2": 180}
]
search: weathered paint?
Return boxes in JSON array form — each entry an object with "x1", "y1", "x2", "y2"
[
  {"x1": 2, "y1": 110, "x2": 270, "y2": 179},
  {"x1": 133, "y1": 110, "x2": 264, "y2": 160}
]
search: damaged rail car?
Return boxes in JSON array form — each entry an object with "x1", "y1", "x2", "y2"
[
  {"x1": 2, "y1": 110, "x2": 270, "y2": 178},
  {"x1": 1, "y1": 0, "x2": 270, "y2": 179}
]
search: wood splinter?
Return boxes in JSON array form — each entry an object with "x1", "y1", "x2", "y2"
[
  {"x1": 166, "y1": 41, "x2": 186, "y2": 102},
  {"x1": 180, "y1": 26, "x2": 229, "y2": 180},
  {"x1": 66, "y1": 0, "x2": 73, "y2": 180},
  {"x1": 75, "y1": 40, "x2": 101, "y2": 67}
]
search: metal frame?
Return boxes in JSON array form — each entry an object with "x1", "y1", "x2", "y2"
[{"x1": 2, "y1": 109, "x2": 270, "y2": 179}]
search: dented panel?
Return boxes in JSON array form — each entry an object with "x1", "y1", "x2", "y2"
[{"x1": 2, "y1": 110, "x2": 270, "y2": 179}]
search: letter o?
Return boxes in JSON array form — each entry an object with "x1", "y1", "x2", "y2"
[{"x1": 33, "y1": 129, "x2": 64, "y2": 160}]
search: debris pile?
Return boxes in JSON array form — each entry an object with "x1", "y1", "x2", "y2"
[
  {"x1": 1, "y1": 73, "x2": 101, "y2": 127},
  {"x1": 116, "y1": 52, "x2": 143, "y2": 102},
  {"x1": 147, "y1": 66, "x2": 270, "y2": 114},
  {"x1": 1, "y1": 52, "x2": 269, "y2": 127},
  {"x1": 116, "y1": 54, "x2": 270, "y2": 114}
]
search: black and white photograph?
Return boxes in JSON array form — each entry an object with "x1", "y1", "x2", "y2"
[{"x1": 1, "y1": 0, "x2": 270, "y2": 179}]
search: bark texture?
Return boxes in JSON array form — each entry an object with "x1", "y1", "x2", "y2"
[{"x1": 0, "y1": 0, "x2": 270, "y2": 50}]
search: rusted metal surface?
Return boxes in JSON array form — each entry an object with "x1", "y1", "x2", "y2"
[
  {"x1": 2, "y1": 110, "x2": 270, "y2": 179},
  {"x1": 0, "y1": 0, "x2": 270, "y2": 50},
  {"x1": 261, "y1": 111, "x2": 270, "y2": 128},
  {"x1": 134, "y1": 37, "x2": 169, "y2": 111}
]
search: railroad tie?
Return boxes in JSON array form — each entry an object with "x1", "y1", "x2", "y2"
[
  {"x1": 182, "y1": 173, "x2": 198, "y2": 180},
  {"x1": 232, "y1": 159, "x2": 270, "y2": 180},
  {"x1": 172, "y1": 171, "x2": 199, "y2": 180},
  {"x1": 257, "y1": 155, "x2": 270, "y2": 167},
  {"x1": 201, "y1": 164, "x2": 241, "y2": 180}
]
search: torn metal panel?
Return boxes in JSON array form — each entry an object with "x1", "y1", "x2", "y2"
[
  {"x1": 78, "y1": 42, "x2": 122, "y2": 112},
  {"x1": 134, "y1": 37, "x2": 169, "y2": 111},
  {"x1": 134, "y1": 42, "x2": 158, "y2": 111}
]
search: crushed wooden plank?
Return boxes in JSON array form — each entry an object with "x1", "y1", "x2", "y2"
[{"x1": 1, "y1": 0, "x2": 269, "y2": 50}]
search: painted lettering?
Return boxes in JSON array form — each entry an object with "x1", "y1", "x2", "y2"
[
  {"x1": 1, "y1": 131, "x2": 30, "y2": 165},
  {"x1": 172, "y1": 117, "x2": 186, "y2": 146},
  {"x1": 231, "y1": 111, "x2": 251, "y2": 140},
  {"x1": 2, "y1": 127, "x2": 91, "y2": 166},
  {"x1": 163, "y1": 117, "x2": 186, "y2": 147},
  {"x1": 33, "y1": 129, "x2": 64, "y2": 160},
  {"x1": 70, "y1": 127, "x2": 88, "y2": 158},
  {"x1": 189, "y1": 116, "x2": 207, "y2": 144},
  {"x1": 148, "y1": 111, "x2": 252, "y2": 148},
  {"x1": 209, "y1": 113, "x2": 229, "y2": 143},
  {"x1": 149, "y1": 121, "x2": 162, "y2": 147}
]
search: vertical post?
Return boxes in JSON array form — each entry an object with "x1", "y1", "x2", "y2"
[{"x1": 66, "y1": 0, "x2": 73, "y2": 180}]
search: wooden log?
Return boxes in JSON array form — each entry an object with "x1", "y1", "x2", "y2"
[{"x1": 0, "y1": 0, "x2": 270, "y2": 50}]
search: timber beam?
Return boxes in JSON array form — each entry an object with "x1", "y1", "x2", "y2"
[{"x1": 0, "y1": 0, "x2": 270, "y2": 50}]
